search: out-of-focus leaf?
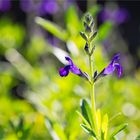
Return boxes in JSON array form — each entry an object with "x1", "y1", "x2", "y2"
[
  {"x1": 109, "y1": 112, "x2": 122, "y2": 122},
  {"x1": 17, "y1": 116, "x2": 24, "y2": 131},
  {"x1": 66, "y1": 40, "x2": 79, "y2": 56},
  {"x1": 45, "y1": 119, "x2": 67, "y2": 140},
  {"x1": 80, "y1": 99, "x2": 94, "y2": 128},
  {"x1": 52, "y1": 47, "x2": 69, "y2": 64},
  {"x1": 5, "y1": 48, "x2": 33, "y2": 83},
  {"x1": 89, "y1": 5, "x2": 101, "y2": 17},
  {"x1": 35, "y1": 17, "x2": 68, "y2": 41},
  {"x1": 65, "y1": 5, "x2": 81, "y2": 36},
  {"x1": 101, "y1": 114, "x2": 108, "y2": 140},
  {"x1": 53, "y1": 123, "x2": 67, "y2": 140},
  {"x1": 110, "y1": 123, "x2": 128, "y2": 138},
  {"x1": 97, "y1": 21, "x2": 112, "y2": 42},
  {"x1": 80, "y1": 124, "x2": 96, "y2": 138},
  {"x1": 0, "y1": 18, "x2": 25, "y2": 51},
  {"x1": 96, "y1": 109, "x2": 101, "y2": 134},
  {"x1": 135, "y1": 135, "x2": 140, "y2": 140}
]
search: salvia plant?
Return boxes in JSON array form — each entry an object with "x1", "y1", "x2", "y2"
[{"x1": 59, "y1": 13, "x2": 127, "y2": 140}]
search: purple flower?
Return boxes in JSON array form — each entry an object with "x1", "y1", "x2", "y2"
[
  {"x1": 99, "y1": 7, "x2": 129, "y2": 24},
  {"x1": 94, "y1": 53, "x2": 123, "y2": 82},
  {"x1": 20, "y1": 0, "x2": 33, "y2": 13},
  {"x1": 59, "y1": 57, "x2": 88, "y2": 79},
  {"x1": 0, "y1": 0, "x2": 11, "y2": 12},
  {"x1": 20, "y1": 0, "x2": 59, "y2": 15},
  {"x1": 101, "y1": 53, "x2": 123, "y2": 77},
  {"x1": 39, "y1": 0, "x2": 59, "y2": 15}
]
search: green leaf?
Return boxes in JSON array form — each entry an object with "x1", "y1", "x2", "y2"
[
  {"x1": 76, "y1": 111, "x2": 91, "y2": 128},
  {"x1": 80, "y1": 99, "x2": 94, "y2": 128},
  {"x1": 89, "y1": 31, "x2": 97, "y2": 41},
  {"x1": 110, "y1": 123, "x2": 128, "y2": 138},
  {"x1": 135, "y1": 135, "x2": 140, "y2": 140},
  {"x1": 102, "y1": 114, "x2": 108, "y2": 140},
  {"x1": 65, "y1": 5, "x2": 81, "y2": 35},
  {"x1": 80, "y1": 124, "x2": 96, "y2": 138},
  {"x1": 80, "y1": 31, "x2": 88, "y2": 41},
  {"x1": 97, "y1": 21, "x2": 112, "y2": 42},
  {"x1": 88, "y1": 5, "x2": 101, "y2": 17},
  {"x1": 96, "y1": 109, "x2": 101, "y2": 133},
  {"x1": 109, "y1": 112, "x2": 122, "y2": 122},
  {"x1": 35, "y1": 17, "x2": 68, "y2": 41},
  {"x1": 45, "y1": 119, "x2": 67, "y2": 140}
]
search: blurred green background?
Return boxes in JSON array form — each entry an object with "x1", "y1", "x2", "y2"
[{"x1": 0, "y1": 0, "x2": 140, "y2": 140}]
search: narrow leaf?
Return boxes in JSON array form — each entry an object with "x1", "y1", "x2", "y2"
[
  {"x1": 65, "y1": 5, "x2": 81, "y2": 35},
  {"x1": 102, "y1": 114, "x2": 108, "y2": 140},
  {"x1": 90, "y1": 31, "x2": 97, "y2": 41},
  {"x1": 109, "y1": 112, "x2": 122, "y2": 122},
  {"x1": 80, "y1": 124, "x2": 96, "y2": 138},
  {"x1": 76, "y1": 111, "x2": 91, "y2": 128},
  {"x1": 80, "y1": 32, "x2": 88, "y2": 41},
  {"x1": 110, "y1": 123, "x2": 128, "y2": 138},
  {"x1": 96, "y1": 109, "x2": 101, "y2": 134},
  {"x1": 97, "y1": 21, "x2": 112, "y2": 42},
  {"x1": 35, "y1": 17, "x2": 68, "y2": 41},
  {"x1": 80, "y1": 99, "x2": 94, "y2": 128}
]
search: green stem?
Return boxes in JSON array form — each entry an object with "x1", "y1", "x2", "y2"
[{"x1": 88, "y1": 41, "x2": 98, "y2": 139}]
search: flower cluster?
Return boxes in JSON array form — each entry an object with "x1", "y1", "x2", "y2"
[
  {"x1": 99, "y1": 6, "x2": 129, "y2": 25},
  {"x1": 59, "y1": 13, "x2": 123, "y2": 83},
  {"x1": 59, "y1": 54, "x2": 122, "y2": 82}
]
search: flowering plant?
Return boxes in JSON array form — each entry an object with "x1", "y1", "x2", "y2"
[{"x1": 59, "y1": 13, "x2": 127, "y2": 140}]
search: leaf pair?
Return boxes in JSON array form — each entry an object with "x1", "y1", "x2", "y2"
[{"x1": 77, "y1": 99, "x2": 97, "y2": 139}]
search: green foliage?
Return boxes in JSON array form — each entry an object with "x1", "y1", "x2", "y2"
[
  {"x1": 80, "y1": 124, "x2": 96, "y2": 138},
  {"x1": 80, "y1": 99, "x2": 94, "y2": 128},
  {"x1": 0, "y1": 2, "x2": 139, "y2": 140},
  {"x1": 45, "y1": 119, "x2": 67, "y2": 140},
  {"x1": 35, "y1": 17, "x2": 68, "y2": 41},
  {"x1": 97, "y1": 21, "x2": 112, "y2": 42},
  {"x1": 110, "y1": 123, "x2": 128, "y2": 139},
  {"x1": 135, "y1": 135, "x2": 140, "y2": 140}
]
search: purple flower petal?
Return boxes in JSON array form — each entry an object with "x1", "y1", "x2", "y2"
[
  {"x1": 70, "y1": 65, "x2": 81, "y2": 75},
  {"x1": 99, "y1": 7, "x2": 129, "y2": 24},
  {"x1": 20, "y1": 0, "x2": 33, "y2": 13},
  {"x1": 0, "y1": 0, "x2": 11, "y2": 12},
  {"x1": 38, "y1": 0, "x2": 59, "y2": 15},
  {"x1": 102, "y1": 53, "x2": 123, "y2": 77},
  {"x1": 65, "y1": 56, "x2": 73, "y2": 65},
  {"x1": 103, "y1": 64, "x2": 115, "y2": 75},
  {"x1": 114, "y1": 63, "x2": 123, "y2": 78},
  {"x1": 59, "y1": 65, "x2": 70, "y2": 77},
  {"x1": 59, "y1": 56, "x2": 86, "y2": 78}
]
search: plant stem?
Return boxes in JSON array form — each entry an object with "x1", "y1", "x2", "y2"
[{"x1": 88, "y1": 41, "x2": 98, "y2": 139}]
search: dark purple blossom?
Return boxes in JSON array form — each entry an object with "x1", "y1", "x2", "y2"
[
  {"x1": 101, "y1": 53, "x2": 123, "y2": 77},
  {"x1": 20, "y1": 0, "x2": 33, "y2": 13},
  {"x1": 20, "y1": 0, "x2": 59, "y2": 15},
  {"x1": 99, "y1": 7, "x2": 129, "y2": 24},
  {"x1": 94, "y1": 53, "x2": 123, "y2": 82},
  {"x1": 0, "y1": 0, "x2": 11, "y2": 12},
  {"x1": 59, "y1": 57, "x2": 87, "y2": 79},
  {"x1": 39, "y1": 0, "x2": 59, "y2": 15}
]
